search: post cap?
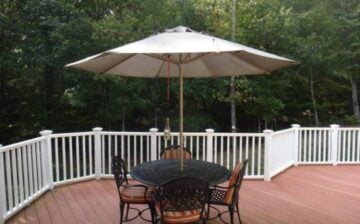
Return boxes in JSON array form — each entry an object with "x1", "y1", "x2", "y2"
[
  {"x1": 39, "y1": 130, "x2": 53, "y2": 136},
  {"x1": 291, "y1": 124, "x2": 301, "y2": 128},
  {"x1": 92, "y1": 127, "x2": 103, "y2": 132},
  {"x1": 150, "y1": 128, "x2": 158, "y2": 132},
  {"x1": 330, "y1": 124, "x2": 340, "y2": 128},
  {"x1": 263, "y1": 129, "x2": 274, "y2": 134},
  {"x1": 205, "y1": 128, "x2": 214, "y2": 133}
]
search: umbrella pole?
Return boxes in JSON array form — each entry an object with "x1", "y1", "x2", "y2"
[{"x1": 179, "y1": 64, "x2": 184, "y2": 171}]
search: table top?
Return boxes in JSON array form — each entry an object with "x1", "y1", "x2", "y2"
[{"x1": 130, "y1": 160, "x2": 231, "y2": 186}]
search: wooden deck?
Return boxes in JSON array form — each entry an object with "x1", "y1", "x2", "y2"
[{"x1": 7, "y1": 165, "x2": 360, "y2": 224}]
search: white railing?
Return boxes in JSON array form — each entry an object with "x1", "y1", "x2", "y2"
[
  {"x1": 50, "y1": 132, "x2": 95, "y2": 186},
  {"x1": 297, "y1": 125, "x2": 360, "y2": 165},
  {"x1": 1, "y1": 124, "x2": 360, "y2": 223},
  {"x1": 100, "y1": 131, "x2": 151, "y2": 177},
  {"x1": 0, "y1": 137, "x2": 49, "y2": 223},
  {"x1": 156, "y1": 130, "x2": 209, "y2": 161},
  {"x1": 298, "y1": 127, "x2": 332, "y2": 164},
  {"x1": 338, "y1": 128, "x2": 360, "y2": 163},
  {"x1": 213, "y1": 133, "x2": 265, "y2": 178},
  {"x1": 265, "y1": 128, "x2": 296, "y2": 180}
]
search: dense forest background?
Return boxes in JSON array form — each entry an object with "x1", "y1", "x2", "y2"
[{"x1": 0, "y1": 0, "x2": 359, "y2": 144}]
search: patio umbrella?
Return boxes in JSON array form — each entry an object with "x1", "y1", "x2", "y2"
[{"x1": 66, "y1": 26, "x2": 298, "y2": 170}]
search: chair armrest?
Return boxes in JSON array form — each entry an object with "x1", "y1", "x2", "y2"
[
  {"x1": 211, "y1": 184, "x2": 232, "y2": 191},
  {"x1": 122, "y1": 183, "x2": 148, "y2": 189}
]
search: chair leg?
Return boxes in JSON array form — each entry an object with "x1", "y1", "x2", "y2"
[
  {"x1": 236, "y1": 202, "x2": 242, "y2": 224},
  {"x1": 119, "y1": 202, "x2": 125, "y2": 224},
  {"x1": 149, "y1": 203, "x2": 156, "y2": 224},
  {"x1": 125, "y1": 203, "x2": 130, "y2": 221},
  {"x1": 206, "y1": 203, "x2": 210, "y2": 219},
  {"x1": 228, "y1": 205, "x2": 234, "y2": 224}
]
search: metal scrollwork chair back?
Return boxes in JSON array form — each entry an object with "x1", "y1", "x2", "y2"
[
  {"x1": 207, "y1": 159, "x2": 249, "y2": 224},
  {"x1": 112, "y1": 155, "x2": 155, "y2": 224},
  {"x1": 153, "y1": 177, "x2": 209, "y2": 223}
]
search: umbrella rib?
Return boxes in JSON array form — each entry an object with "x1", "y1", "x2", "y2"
[
  {"x1": 183, "y1": 52, "x2": 218, "y2": 64},
  {"x1": 230, "y1": 52, "x2": 270, "y2": 74},
  {"x1": 98, "y1": 53, "x2": 137, "y2": 75},
  {"x1": 145, "y1": 52, "x2": 219, "y2": 65},
  {"x1": 145, "y1": 54, "x2": 179, "y2": 65},
  {"x1": 155, "y1": 60, "x2": 166, "y2": 78}
]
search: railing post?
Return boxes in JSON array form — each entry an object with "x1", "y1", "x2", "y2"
[
  {"x1": 292, "y1": 124, "x2": 300, "y2": 166},
  {"x1": 40, "y1": 130, "x2": 54, "y2": 190},
  {"x1": 93, "y1": 127, "x2": 103, "y2": 180},
  {"x1": 0, "y1": 144, "x2": 6, "y2": 224},
  {"x1": 330, "y1": 124, "x2": 339, "y2": 166},
  {"x1": 206, "y1": 129, "x2": 214, "y2": 162},
  {"x1": 150, "y1": 128, "x2": 158, "y2": 161},
  {"x1": 264, "y1": 129, "x2": 273, "y2": 181}
]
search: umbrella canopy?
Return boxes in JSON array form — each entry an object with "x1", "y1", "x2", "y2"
[
  {"x1": 67, "y1": 26, "x2": 297, "y2": 77},
  {"x1": 66, "y1": 26, "x2": 298, "y2": 170}
]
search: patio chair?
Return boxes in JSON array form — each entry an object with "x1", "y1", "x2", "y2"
[
  {"x1": 112, "y1": 155, "x2": 155, "y2": 224},
  {"x1": 160, "y1": 144, "x2": 192, "y2": 160},
  {"x1": 207, "y1": 159, "x2": 248, "y2": 224},
  {"x1": 153, "y1": 177, "x2": 209, "y2": 224}
]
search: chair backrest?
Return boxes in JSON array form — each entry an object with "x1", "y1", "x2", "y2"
[
  {"x1": 224, "y1": 159, "x2": 248, "y2": 204},
  {"x1": 154, "y1": 177, "x2": 209, "y2": 222},
  {"x1": 160, "y1": 144, "x2": 192, "y2": 160},
  {"x1": 111, "y1": 155, "x2": 129, "y2": 190}
]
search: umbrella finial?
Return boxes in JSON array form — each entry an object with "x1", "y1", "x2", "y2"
[{"x1": 165, "y1": 26, "x2": 194, "y2": 33}]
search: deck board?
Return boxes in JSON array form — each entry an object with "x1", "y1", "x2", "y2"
[
  {"x1": 58, "y1": 187, "x2": 88, "y2": 224},
  {"x1": 43, "y1": 190, "x2": 66, "y2": 224},
  {"x1": 6, "y1": 165, "x2": 360, "y2": 224},
  {"x1": 34, "y1": 195, "x2": 51, "y2": 224}
]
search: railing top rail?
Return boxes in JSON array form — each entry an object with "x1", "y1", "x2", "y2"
[
  {"x1": 156, "y1": 132, "x2": 208, "y2": 136},
  {"x1": 0, "y1": 136, "x2": 44, "y2": 153},
  {"x1": 51, "y1": 131, "x2": 94, "y2": 138},
  {"x1": 213, "y1": 132, "x2": 265, "y2": 137},
  {"x1": 338, "y1": 127, "x2": 360, "y2": 131},
  {"x1": 101, "y1": 131, "x2": 150, "y2": 136},
  {"x1": 182, "y1": 132, "x2": 208, "y2": 136},
  {"x1": 271, "y1": 128, "x2": 294, "y2": 136},
  {"x1": 299, "y1": 127, "x2": 331, "y2": 131}
]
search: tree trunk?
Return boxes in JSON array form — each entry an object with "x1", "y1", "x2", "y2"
[
  {"x1": 350, "y1": 75, "x2": 360, "y2": 116},
  {"x1": 230, "y1": 0, "x2": 236, "y2": 133},
  {"x1": 122, "y1": 108, "x2": 126, "y2": 131},
  {"x1": 264, "y1": 119, "x2": 268, "y2": 129},
  {"x1": 154, "y1": 107, "x2": 158, "y2": 128},
  {"x1": 44, "y1": 66, "x2": 55, "y2": 127},
  {"x1": 231, "y1": 76, "x2": 236, "y2": 132},
  {"x1": 102, "y1": 80, "x2": 109, "y2": 129},
  {"x1": 309, "y1": 68, "x2": 320, "y2": 126}
]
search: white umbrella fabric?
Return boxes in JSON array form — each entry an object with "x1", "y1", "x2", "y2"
[{"x1": 66, "y1": 26, "x2": 298, "y2": 170}]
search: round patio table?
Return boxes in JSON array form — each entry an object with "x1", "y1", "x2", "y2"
[{"x1": 130, "y1": 159, "x2": 231, "y2": 186}]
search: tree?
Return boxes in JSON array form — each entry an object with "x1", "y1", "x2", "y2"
[{"x1": 329, "y1": 1, "x2": 360, "y2": 120}]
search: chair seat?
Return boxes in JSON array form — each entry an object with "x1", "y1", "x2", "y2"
[
  {"x1": 120, "y1": 185, "x2": 154, "y2": 203},
  {"x1": 155, "y1": 203, "x2": 201, "y2": 223}
]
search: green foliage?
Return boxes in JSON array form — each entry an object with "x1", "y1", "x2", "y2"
[
  {"x1": 0, "y1": 0, "x2": 359, "y2": 144},
  {"x1": 344, "y1": 115, "x2": 360, "y2": 126}
]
